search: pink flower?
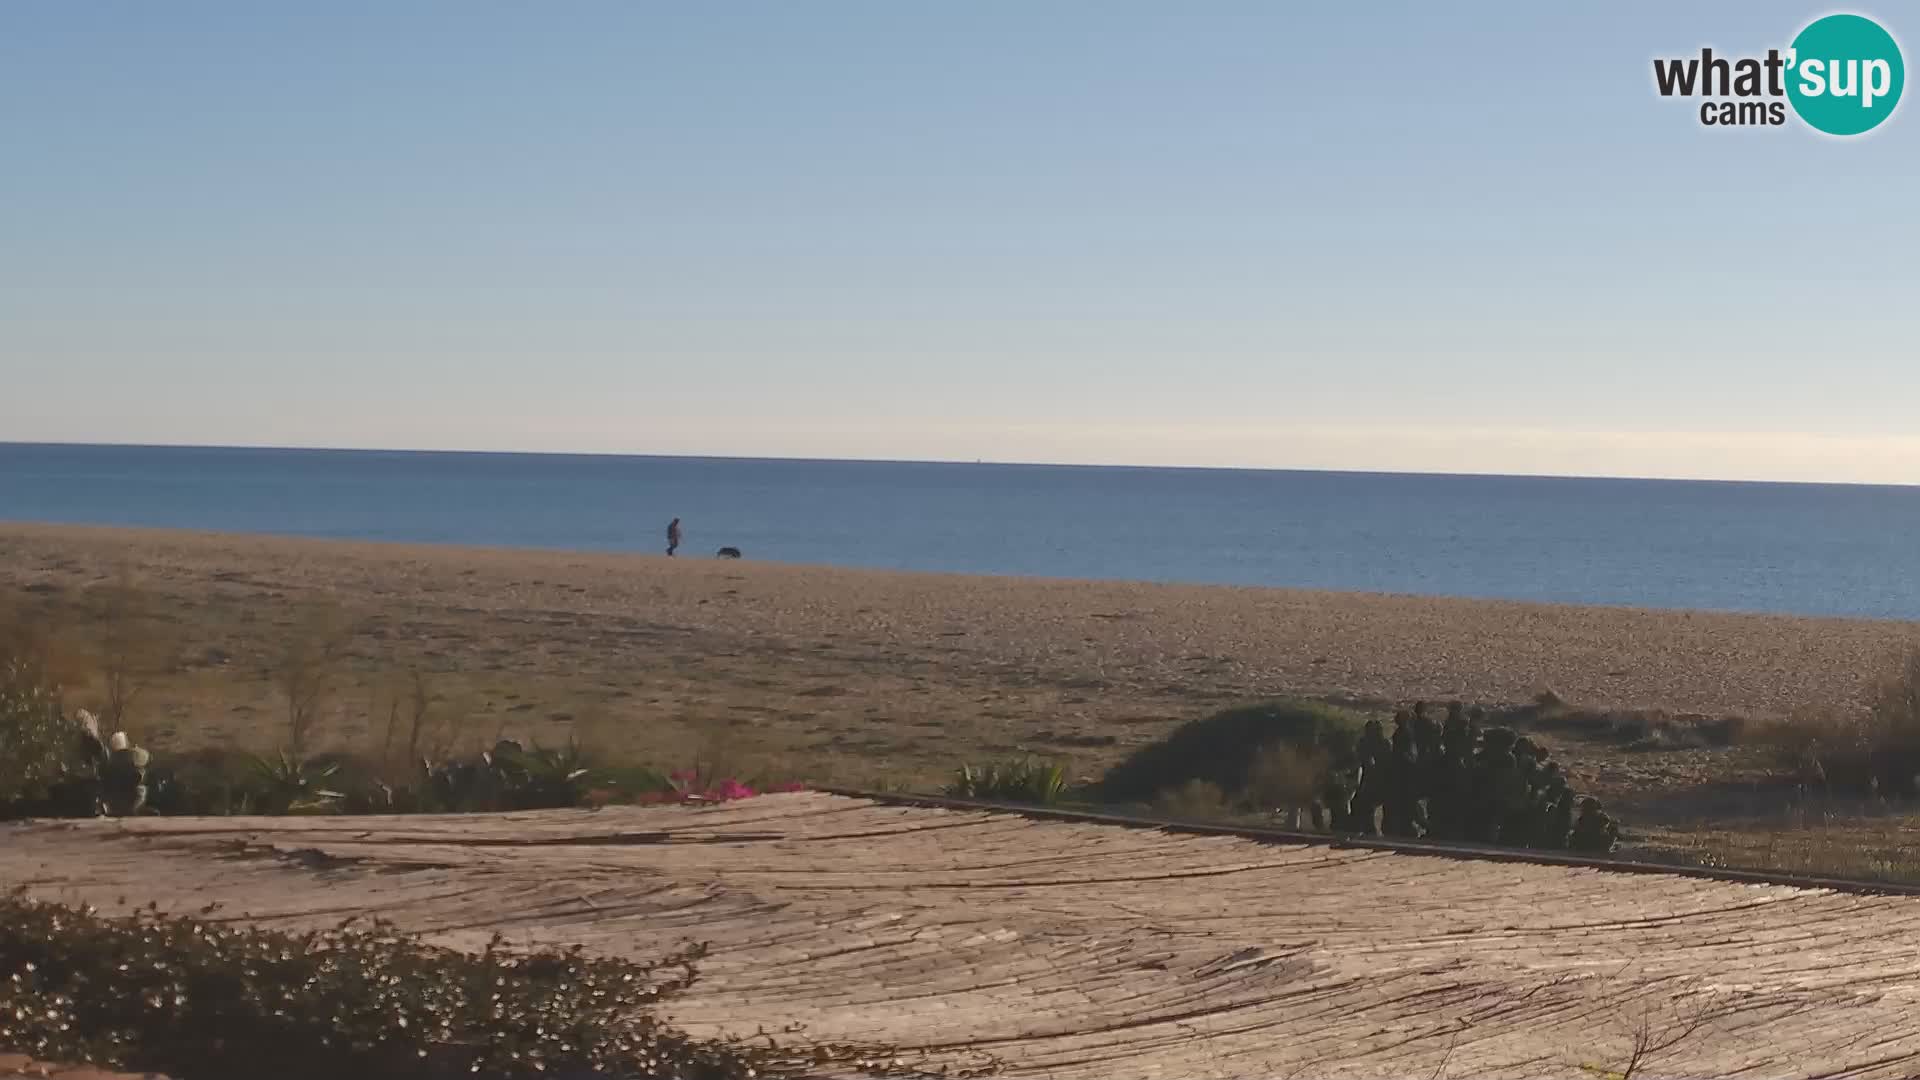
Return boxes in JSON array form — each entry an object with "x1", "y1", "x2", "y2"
[
  {"x1": 637, "y1": 774, "x2": 795, "y2": 806},
  {"x1": 706, "y1": 780, "x2": 757, "y2": 802}
]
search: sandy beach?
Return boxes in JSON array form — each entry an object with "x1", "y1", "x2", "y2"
[{"x1": 3, "y1": 522, "x2": 1916, "y2": 790}]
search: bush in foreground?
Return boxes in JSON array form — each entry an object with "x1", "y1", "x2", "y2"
[
  {"x1": 0, "y1": 894, "x2": 885, "y2": 1080},
  {"x1": 0, "y1": 659, "x2": 89, "y2": 813}
]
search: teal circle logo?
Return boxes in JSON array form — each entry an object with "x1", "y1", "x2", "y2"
[{"x1": 1786, "y1": 14, "x2": 1904, "y2": 135}]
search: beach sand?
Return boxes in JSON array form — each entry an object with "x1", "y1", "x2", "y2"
[{"x1": 4, "y1": 522, "x2": 1917, "y2": 793}]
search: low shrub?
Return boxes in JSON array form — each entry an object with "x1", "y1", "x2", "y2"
[
  {"x1": 400, "y1": 740, "x2": 599, "y2": 812},
  {"x1": 0, "y1": 893, "x2": 883, "y2": 1080},
  {"x1": 1094, "y1": 699, "x2": 1365, "y2": 807},
  {"x1": 335, "y1": 747, "x2": 804, "y2": 814},
  {"x1": 1151, "y1": 778, "x2": 1229, "y2": 819},
  {"x1": 1095, "y1": 699, "x2": 1619, "y2": 851},
  {"x1": 11, "y1": 733, "x2": 807, "y2": 821},
  {"x1": 944, "y1": 757, "x2": 1069, "y2": 804},
  {"x1": 248, "y1": 749, "x2": 347, "y2": 814},
  {"x1": 1755, "y1": 648, "x2": 1920, "y2": 798}
]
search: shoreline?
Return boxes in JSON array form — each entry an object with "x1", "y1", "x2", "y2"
[{"x1": 5, "y1": 518, "x2": 1918, "y2": 629}]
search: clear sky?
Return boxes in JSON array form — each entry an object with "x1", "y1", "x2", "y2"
[{"x1": 3, "y1": 3, "x2": 1916, "y2": 482}]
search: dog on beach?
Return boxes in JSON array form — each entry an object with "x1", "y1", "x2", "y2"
[{"x1": 716, "y1": 546, "x2": 742, "y2": 559}]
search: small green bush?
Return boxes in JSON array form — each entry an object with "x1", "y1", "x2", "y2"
[
  {"x1": 493, "y1": 740, "x2": 595, "y2": 809},
  {"x1": 247, "y1": 749, "x2": 346, "y2": 814},
  {"x1": 0, "y1": 893, "x2": 883, "y2": 1079},
  {"x1": 945, "y1": 757, "x2": 1069, "y2": 804},
  {"x1": 1095, "y1": 699, "x2": 1366, "y2": 807},
  {"x1": 408, "y1": 739, "x2": 597, "y2": 812}
]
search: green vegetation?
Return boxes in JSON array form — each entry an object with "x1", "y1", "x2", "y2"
[
  {"x1": 244, "y1": 748, "x2": 346, "y2": 814},
  {"x1": 1094, "y1": 698, "x2": 1365, "y2": 808},
  {"x1": 3, "y1": 735, "x2": 788, "y2": 820},
  {"x1": 0, "y1": 893, "x2": 890, "y2": 1080},
  {"x1": 0, "y1": 614, "x2": 800, "y2": 819},
  {"x1": 944, "y1": 757, "x2": 1068, "y2": 804}
]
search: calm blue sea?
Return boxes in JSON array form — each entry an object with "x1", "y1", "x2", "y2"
[{"x1": 3, "y1": 442, "x2": 1918, "y2": 620}]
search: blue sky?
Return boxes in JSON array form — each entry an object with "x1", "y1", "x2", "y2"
[{"x1": 3, "y1": 3, "x2": 1916, "y2": 481}]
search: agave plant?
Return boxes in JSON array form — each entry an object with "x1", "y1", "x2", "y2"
[
  {"x1": 945, "y1": 757, "x2": 1068, "y2": 804},
  {"x1": 247, "y1": 750, "x2": 344, "y2": 814},
  {"x1": 491, "y1": 739, "x2": 593, "y2": 810},
  {"x1": 947, "y1": 762, "x2": 989, "y2": 799}
]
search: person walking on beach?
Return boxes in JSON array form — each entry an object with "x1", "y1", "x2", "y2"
[{"x1": 666, "y1": 517, "x2": 682, "y2": 557}]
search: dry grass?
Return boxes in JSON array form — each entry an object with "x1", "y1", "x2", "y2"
[
  {"x1": 1151, "y1": 777, "x2": 1231, "y2": 818},
  {"x1": 1244, "y1": 741, "x2": 1327, "y2": 809},
  {"x1": 1735, "y1": 648, "x2": 1920, "y2": 799},
  {"x1": 364, "y1": 668, "x2": 470, "y2": 789},
  {"x1": 273, "y1": 604, "x2": 354, "y2": 757},
  {"x1": 85, "y1": 567, "x2": 159, "y2": 736},
  {"x1": 1636, "y1": 809, "x2": 1920, "y2": 884}
]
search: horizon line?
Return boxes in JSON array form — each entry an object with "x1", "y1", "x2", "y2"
[{"x1": 5, "y1": 438, "x2": 1918, "y2": 491}]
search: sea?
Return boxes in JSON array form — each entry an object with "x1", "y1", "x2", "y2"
[{"x1": 3, "y1": 442, "x2": 1918, "y2": 621}]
